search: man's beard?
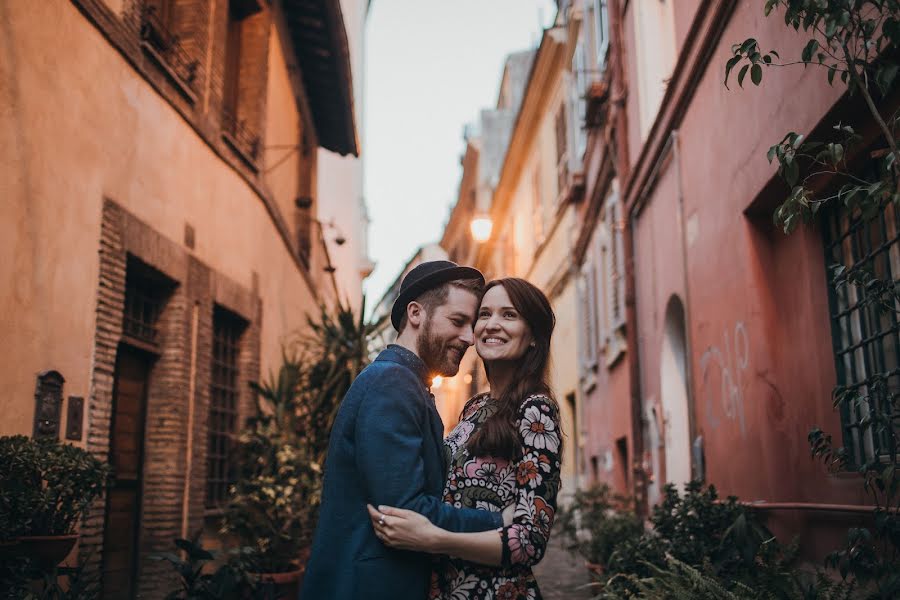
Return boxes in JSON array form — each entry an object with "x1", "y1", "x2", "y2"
[{"x1": 418, "y1": 317, "x2": 467, "y2": 377}]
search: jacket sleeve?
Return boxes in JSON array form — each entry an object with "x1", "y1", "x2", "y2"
[
  {"x1": 499, "y1": 395, "x2": 562, "y2": 567},
  {"x1": 354, "y1": 368, "x2": 502, "y2": 533}
]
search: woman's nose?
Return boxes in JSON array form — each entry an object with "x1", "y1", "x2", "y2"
[{"x1": 484, "y1": 315, "x2": 501, "y2": 330}]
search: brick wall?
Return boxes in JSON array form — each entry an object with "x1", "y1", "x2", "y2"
[{"x1": 84, "y1": 200, "x2": 261, "y2": 598}]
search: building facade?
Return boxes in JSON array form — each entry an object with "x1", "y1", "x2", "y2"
[
  {"x1": 316, "y1": 0, "x2": 375, "y2": 311},
  {"x1": 435, "y1": 27, "x2": 588, "y2": 498},
  {"x1": 1, "y1": 0, "x2": 359, "y2": 595},
  {"x1": 570, "y1": 0, "x2": 885, "y2": 557}
]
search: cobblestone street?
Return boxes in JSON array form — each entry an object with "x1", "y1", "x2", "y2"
[{"x1": 533, "y1": 534, "x2": 594, "y2": 600}]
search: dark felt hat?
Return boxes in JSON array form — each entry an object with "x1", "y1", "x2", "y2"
[{"x1": 391, "y1": 260, "x2": 484, "y2": 331}]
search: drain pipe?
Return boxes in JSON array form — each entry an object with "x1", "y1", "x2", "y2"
[{"x1": 624, "y1": 186, "x2": 646, "y2": 516}]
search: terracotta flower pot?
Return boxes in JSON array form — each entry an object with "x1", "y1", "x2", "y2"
[
  {"x1": 16, "y1": 534, "x2": 78, "y2": 569},
  {"x1": 250, "y1": 567, "x2": 303, "y2": 600}
]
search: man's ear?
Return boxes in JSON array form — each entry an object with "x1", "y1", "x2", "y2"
[{"x1": 406, "y1": 301, "x2": 426, "y2": 328}]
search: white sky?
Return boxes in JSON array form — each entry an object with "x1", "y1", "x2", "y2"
[{"x1": 362, "y1": 0, "x2": 557, "y2": 306}]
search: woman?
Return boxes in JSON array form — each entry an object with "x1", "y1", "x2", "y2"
[{"x1": 368, "y1": 277, "x2": 562, "y2": 600}]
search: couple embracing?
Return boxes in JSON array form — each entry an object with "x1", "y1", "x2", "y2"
[{"x1": 302, "y1": 261, "x2": 562, "y2": 600}]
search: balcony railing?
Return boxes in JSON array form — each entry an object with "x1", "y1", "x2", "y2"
[
  {"x1": 222, "y1": 109, "x2": 261, "y2": 164},
  {"x1": 140, "y1": 5, "x2": 200, "y2": 93}
]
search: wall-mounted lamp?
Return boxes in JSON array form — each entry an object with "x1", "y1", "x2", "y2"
[
  {"x1": 297, "y1": 197, "x2": 348, "y2": 247},
  {"x1": 470, "y1": 215, "x2": 493, "y2": 243}
]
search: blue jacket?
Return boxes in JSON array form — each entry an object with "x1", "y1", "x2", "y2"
[{"x1": 301, "y1": 345, "x2": 502, "y2": 600}]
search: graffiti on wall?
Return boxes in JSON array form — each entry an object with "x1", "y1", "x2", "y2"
[{"x1": 699, "y1": 321, "x2": 749, "y2": 436}]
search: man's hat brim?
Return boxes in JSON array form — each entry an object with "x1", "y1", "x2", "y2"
[{"x1": 391, "y1": 265, "x2": 484, "y2": 331}]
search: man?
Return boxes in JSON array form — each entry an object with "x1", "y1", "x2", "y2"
[{"x1": 301, "y1": 261, "x2": 505, "y2": 600}]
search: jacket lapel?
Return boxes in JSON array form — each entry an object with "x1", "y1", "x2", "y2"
[{"x1": 425, "y1": 393, "x2": 449, "y2": 477}]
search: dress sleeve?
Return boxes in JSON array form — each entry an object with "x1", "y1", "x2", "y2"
[{"x1": 498, "y1": 395, "x2": 562, "y2": 568}]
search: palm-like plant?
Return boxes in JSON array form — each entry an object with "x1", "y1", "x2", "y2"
[
  {"x1": 292, "y1": 296, "x2": 386, "y2": 465},
  {"x1": 222, "y1": 298, "x2": 383, "y2": 573}
]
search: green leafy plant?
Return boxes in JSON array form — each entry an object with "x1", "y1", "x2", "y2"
[
  {"x1": 221, "y1": 299, "x2": 381, "y2": 574},
  {"x1": 0, "y1": 552, "x2": 102, "y2": 600},
  {"x1": 221, "y1": 355, "x2": 322, "y2": 574},
  {"x1": 290, "y1": 297, "x2": 385, "y2": 466},
  {"x1": 557, "y1": 483, "x2": 644, "y2": 568},
  {"x1": 152, "y1": 534, "x2": 247, "y2": 600},
  {"x1": 564, "y1": 482, "x2": 798, "y2": 599},
  {"x1": 0, "y1": 436, "x2": 110, "y2": 539},
  {"x1": 725, "y1": 0, "x2": 900, "y2": 235}
]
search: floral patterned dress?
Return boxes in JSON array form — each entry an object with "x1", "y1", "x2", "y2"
[{"x1": 429, "y1": 393, "x2": 562, "y2": 600}]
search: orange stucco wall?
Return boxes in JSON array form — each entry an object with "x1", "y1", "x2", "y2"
[{"x1": 0, "y1": 0, "x2": 323, "y2": 438}]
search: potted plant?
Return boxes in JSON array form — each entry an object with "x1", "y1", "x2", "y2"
[
  {"x1": 221, "y1": 300, "x2": 381, "y2": 598},
  {"x1": 152, "y1": 534, "x2": 248, "y2": 599},
  {"x1": 0, "y1": 435, "x2": 110, "y2": 569},
  {"x1": 221, "y1": 357, "x2": 322, "y2": 598}
]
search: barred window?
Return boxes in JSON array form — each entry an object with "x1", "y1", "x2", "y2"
[
  {"x1": 207, "y1": 307, "x2": 246, "y2": 508},
  {"x1": 123, "y1": 259, "x2": 172, "y2": 346},
  {"x1": 140, "y1": 0, "x2": 201, "y2": 91},
  {"x1": 824, "y1": 196, "x2": 900, "y2": 465}
]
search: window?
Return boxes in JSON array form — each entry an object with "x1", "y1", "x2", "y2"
[
  {"x1": 123, "y1": 259, "x2": 171, "y2": 346},
  {"x1": 824, "y1": 193, "x2": 900, "y2": 465},
  {"x1": 141, "y1": 0, "x2": 176, "y2": 52},
  {"x1": 555, "y1": 104, "x2": 569, "y2": 199},
  {"x1": 570, "y1": 35, "x2": 588, "y2": 163},
  {"x1": 578, "y1": 257, "x2": 601, "y2": 391},
  {"x1": 221, "y1": 0, "x2": 264, "y2": 161},
  {"x1": 632, "y1": 0, "x2": 677, "y2": 140},
  {"x1": 123, "y1": 279, "x2": 163, "y2": 345},
  {"x1": 580, "y1": 198, "x2": 624, "y2": 387},
  {"x1": 207, "y1": 307, "x2": 246, "y2": 508},
  {"x1": 606, "y1": 196, "x2": 626, "y2": 330},
  {"x1": 590, "y1": 0, "x2": 609, "y2": 70},
  {"x1": 140, "y1": 0, "x2": 200, "y2": 91}
]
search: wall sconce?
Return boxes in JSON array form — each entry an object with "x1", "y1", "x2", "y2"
[{"x1": 470, "y1": 215, "x2": 493, "y2": 243}]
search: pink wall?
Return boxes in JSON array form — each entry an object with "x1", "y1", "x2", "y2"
[{"x1": 622, "y1": 0, "x2": 868, "y2": 550}]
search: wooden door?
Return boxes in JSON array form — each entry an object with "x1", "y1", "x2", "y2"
[{"x1": 102, "y1": 345, "x2": 151, "y2": 599}]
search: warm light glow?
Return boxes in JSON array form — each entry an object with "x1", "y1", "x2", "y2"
[
  {"x1": 463, "y1": 373, "x2": 473, "y2": 385},
  {"x1": 431, "y1": 376, "x2": 443, "y2": 389},
  {"x1": 470, "y1": 216, "x2": 493, "y2": 242}
]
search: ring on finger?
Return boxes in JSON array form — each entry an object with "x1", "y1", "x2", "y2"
[{"x1": 378, "y1": 514, "x2": 386, "y2": 527}]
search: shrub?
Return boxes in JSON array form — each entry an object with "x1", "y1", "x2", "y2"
[{"x1": 0, "y1": 436, "x2": 110, "y2": 539}]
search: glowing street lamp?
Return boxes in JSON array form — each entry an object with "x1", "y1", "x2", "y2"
[{"x1": 470, "y1": 216, "x2": 493, "y2": 243}]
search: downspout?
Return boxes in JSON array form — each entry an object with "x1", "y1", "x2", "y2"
[{"x1": 624, "y1": 186, "x2": 646, "y2": 516}]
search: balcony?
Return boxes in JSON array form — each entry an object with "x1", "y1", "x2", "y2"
[
  {"x1": 222, "y1": 109, "x2": 261, "y2": 168},
  {"x1": 139, "y1": 5, "x2": 200, "y2": 98}
]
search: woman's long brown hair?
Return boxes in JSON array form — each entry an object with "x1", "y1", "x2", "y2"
[{"x1": 466, "y1": 278, "x2": 559, "y2": 461}]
